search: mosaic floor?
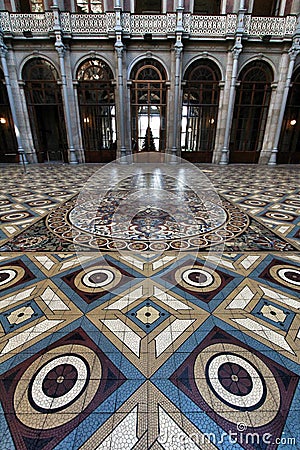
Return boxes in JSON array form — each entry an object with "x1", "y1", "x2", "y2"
[{"x1": 0, "y1": 163, "x2": 299, "y2": 450}]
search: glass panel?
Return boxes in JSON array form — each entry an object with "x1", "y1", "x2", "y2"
[
  {"x1": 131, "y1": 59, "x2": 167, "y2": 152},
  {"x1": 23, "y1": 60, "x2": 58, "y2": 81},
  {"x1": 230, "y1": 62, "x2": 273, "y2": 154},
  {"x1": 76, "y1": 0, "x2": 103, "y2": 13},
  {"x1": 181, "y1": 60, "x2": 220, "y2": 153},
  {"x1": 30, "y1": 0, "x2": 44, "y2": 12},
  {"x1": 77, "y1": 59, "x2": 116, "y2": 154}
]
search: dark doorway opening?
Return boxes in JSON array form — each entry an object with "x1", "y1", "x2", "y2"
[
  {"x1": 0, "y1": 74, "x2": 18, "y2": 163},
  {"x1": 33, "y1": 105, "x2": 65, "y2": 162}
]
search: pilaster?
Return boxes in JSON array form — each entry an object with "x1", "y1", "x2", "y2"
[
  {"x1": 52, "y1": 2, "x2": 78, "y2": 164},
  {"x1": 0, "y1": 34, "x2": 28, "y2": 165}
]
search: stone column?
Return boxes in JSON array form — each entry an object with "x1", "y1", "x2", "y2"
[
  {"x1": 170, "y1": 1, "x2": 184, "y2": 159},
  {"x1": 52, "y1": 2, "x2": 78, "y2": 164},
  {"x1": 55, "y1": 43, "x2": 78, "y2": 164},
  {"x1": 114, "y1": 1, "x2": 127, "y2": 160},
  {"x1": 0, "y1": 35, "x2": 28, "y2": 165},
  {"x1": 258, "y1": 81, "x2": 279, "y2": 164},
  {"x1": 18, "y1": 81, "x2": 38, "y2": 163},
  {"x1": 268, "y1": 49, "x2": 299, "y2": 165},
  {"x1": 219, "y1": 44, "x2": 242, "y2": 164},
  {"x1": 115, "y1": 39, "x2": 127, "y2": 160},
  {"x1": 213, "y1": 81, "x2": 225, "y2": 163},
  {"x1": 73, "y1": 80, "x2": 85, "y2": 162},
  {"x1": 171, "y1": 37, "x2": 183, "y2": 158},
  {"x1": 219, "y1": 1, "x2": 245, "y2": 164}
]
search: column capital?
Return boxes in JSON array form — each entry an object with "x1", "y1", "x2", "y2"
[
  {"x1": 0, "y1": 44, "x2": 7, "y2": 58},
  {"x1": 0, "y1": 37, "x2": 8, "y2": 58},
  {"x1": 232, "y1": 39, "x2": 242, "y2": 59},
  {"x1": 174, "y1": 37, "x2": 183, "y2": 57},
  {"x1": 289, "y1": 45, "x2": 300, "y2": 61},
  {"x1": 115, "y1": 37, "x2": 124, "y2": 56},
  {"x1": 55, "y1": 38, "x2": 66, "y2": 58}
]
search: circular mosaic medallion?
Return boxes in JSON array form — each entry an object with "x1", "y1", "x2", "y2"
[
  {"x1": 46, "y1": 177, "x2": 249, "y2": 252},
  {"x1": 206, "y1": 353, "x2": 266, "y2": 410},
  {"x1": 74, "y1": 265, "x2": 122, "y2": 293},
  {"x1": 242, "y1": 199, "x2": 268, "y2": 207},
  {"x1": 0, "y1": 265, "x2": 25, "y2": 289},
  {"x1": 264, "y1": 212, "x2": 295, "y2": 222},
  {"x1": 194, "y1": 343, "x2": 280, "y2": 427},
  {"x1": 29, "y1": 355, "x2": 89, "y2": 413},
  {"x1": 284, "y1": 199, "x2": 300, "y2": 207},
  {"x1": 0, "y1": 211, "x2": 31, "y2": 222},
  {"x1": 14, "y1": 344, "x2": 101, "y2": 429},
  {"x1": 270, "y1": 265, "x2": 300, "y2": 290},
  {"x1": 27, "y1": 199, "x2": 54, "y2": 207},
  {"x1": 175, "y1": 265, "x2": 221, "y2": 292}
]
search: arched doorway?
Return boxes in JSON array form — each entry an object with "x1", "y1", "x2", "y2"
[
  {"x1": 229, "y1": 61, "x2": 273, "y2": 164},
  {"x1": 77, "y1": 59, "x2": 116, "y2": 163},
  {"x1": 278, "y1": 68, "x2": 300, "y2": 164},
  {"x1": 181, "y1": 59, "x2": 221, "y2": 163},
  {"x1": 0, "y1": 69, "x2": 18, "y2": 163},
  {"x1": 130, "y1": 59, "x2": 167, "y2": 152},
  {"x1": 22, "y1": 58, "x2": 67, "y2": 163}
]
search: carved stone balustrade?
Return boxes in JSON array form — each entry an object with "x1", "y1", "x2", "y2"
[
  {"x1": 62, "y1": 12, "x2": 115, "y2": 34},
  {"x1": 0, "y1": 11, "x2": 298, "y2": 39},
  {"x1": 0, "y1": 11, "x2": 54, "y2": 34},
  {"x1": 128, "y1": 13, "x2": 176, "y2": 35},
  {"x1": 183, "y1": 14, "x2": 237, "y2": 36},
  {"x1": 244, "y1": 14, "x2": 297, "y2": 37}
]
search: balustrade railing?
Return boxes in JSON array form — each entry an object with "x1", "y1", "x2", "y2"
[
  {"x1": 128, "y1": 13, "x2": 176, "y2": 34},
  {"x1": 0, "y1": 11, "x2": 297, "y2": 38},
  {"x1": 183, "y1": 14, "x2": 237, "y2": 36},
  {"x1": 0, "y1": 11, "x2": 54, "y2": 33},
  {"x1": 244, "y1": 14, "x2": 297, "y2": 37}
]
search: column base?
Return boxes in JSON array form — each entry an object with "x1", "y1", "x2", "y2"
[
  {"x1": 69, "y1": 147, "x2": 78, "y2": 164},
  {"x1": 18, "y1": 150, "x2": 29, "y2": 165},
  {"x1": 119, "y1": 147, "x2": 128, "y2": 164},
  {"x1": 219, "y1": 148, "x2": 229, "y2": 165},
  {"x1": 169, "y1": 147, "x2": 178, "y2": 164},
  {"x1": 268, "y1": 149, "x2": 278, "y2": 166}
]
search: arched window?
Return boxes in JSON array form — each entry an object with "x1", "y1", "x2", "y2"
[
  {"x1": 194, "y1": 0, "x2": 220, "y2": 14},
  {"x1": 22, "y1": 58, "x2": 67, "y2": 162},
  {"x1": 130, "y1": 59, "x2": 167, "y2": 152},
  {"x1": 0, "y1": 69, "x2": 17, "y2": 163},
  {"x1": 230, "y1": 61, "x2": 273, "y2": 163},
  {"x1": 278, "y1": 68, "x2": 300, "y2": 163},
  {"x1": 181, "y1": 59, "x2": 221, "y2": 162},
  {"x1": 77, "y1": 59, "x2": 116, "y2": 162}
]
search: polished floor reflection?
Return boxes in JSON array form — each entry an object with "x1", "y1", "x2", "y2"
[{"x1": 0, "y1": 163, "x2": 299, "y2": 450}]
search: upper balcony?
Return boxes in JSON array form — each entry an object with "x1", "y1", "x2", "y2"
[{"x1": 0, "y1": 10, "x2": 297, "y2": 40}]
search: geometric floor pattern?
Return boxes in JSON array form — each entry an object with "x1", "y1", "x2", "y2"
[{"x1": 0, "y1": 164, "x2": 299, "y2": 450}]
